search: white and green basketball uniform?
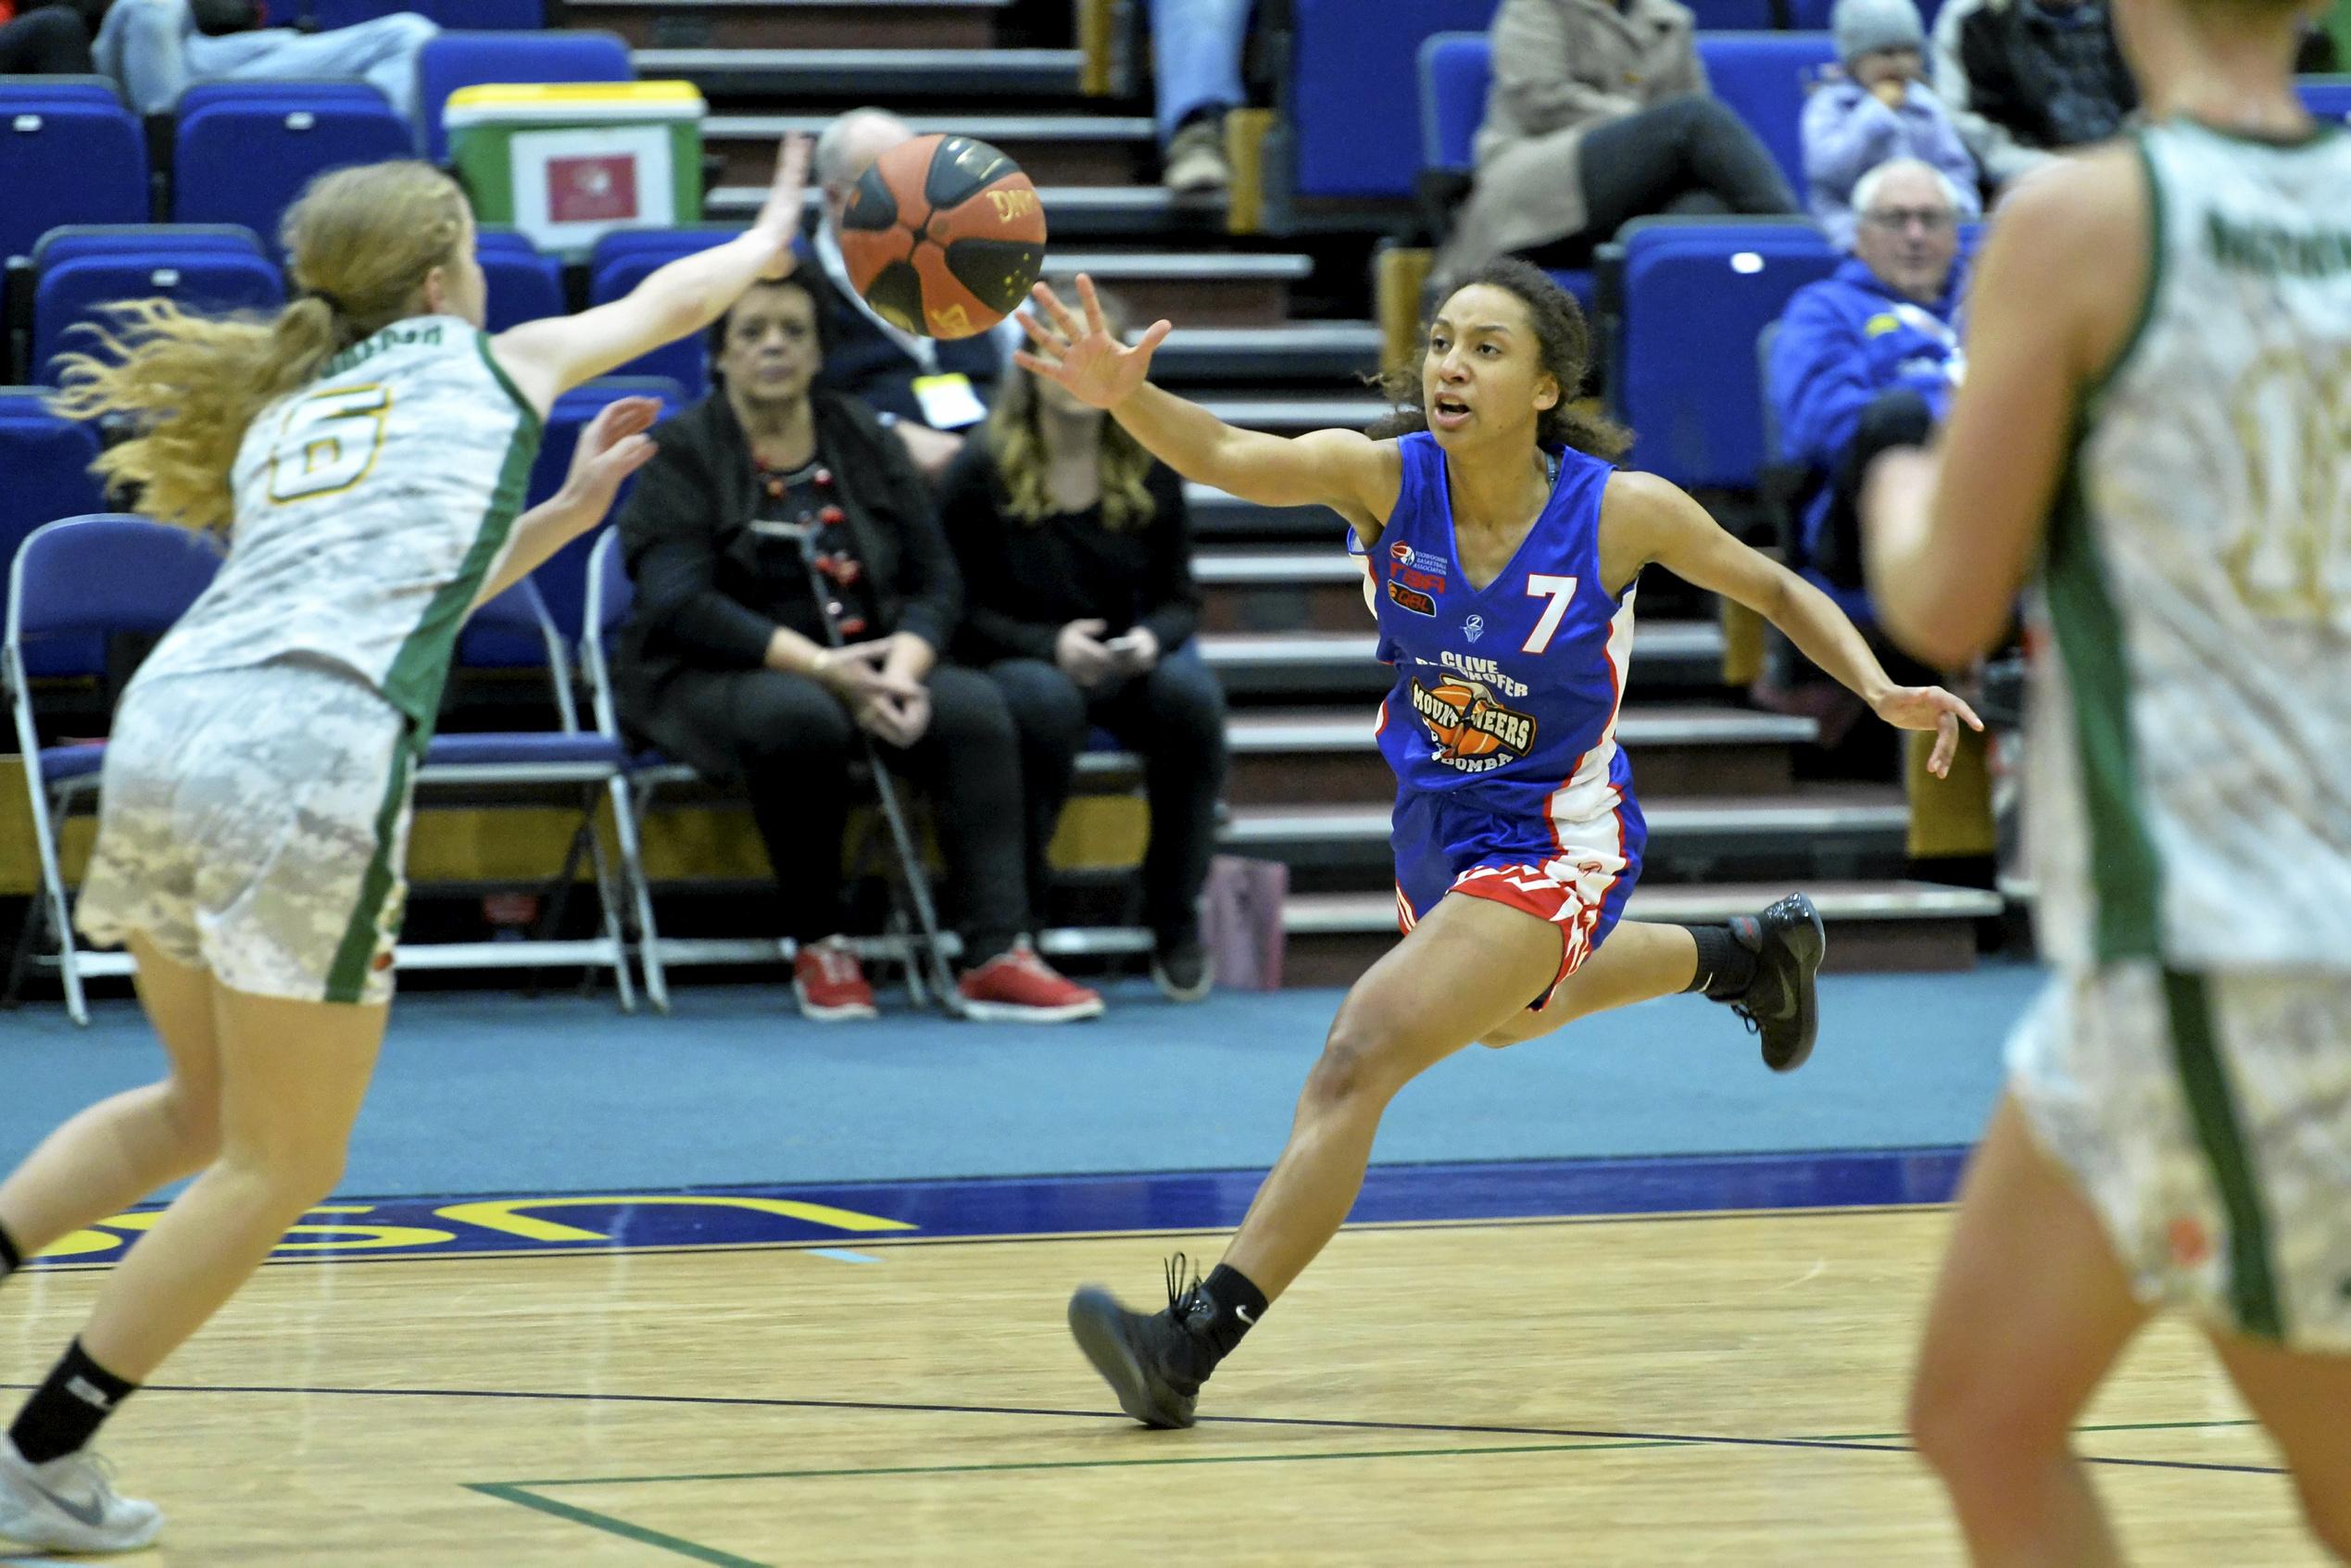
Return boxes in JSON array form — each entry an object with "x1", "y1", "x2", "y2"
[
  {"x1": 2011, "y1": 119, "x2": 2351, "y2": 1348},
  {"x1": 77, "y1": 317, "x2": 543, "y2": 1005}
]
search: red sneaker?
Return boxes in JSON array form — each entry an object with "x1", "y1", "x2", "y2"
[
  {"x1": 956, "y1": 944, "x2": 1105, "y2": 1022},
  {"x1": 793, "y1": 937, "x2": 877, "y2": 1022}
]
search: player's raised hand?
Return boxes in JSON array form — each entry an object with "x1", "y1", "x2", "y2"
[
  {"x1": 1014, "y1": 275, "x2": 1173, "y2": 409},
  {"x1": 1872, "y1": 684, "x2": 1984, "y2": 778},
  {"x1": 558, "y1": 395, "x2": 662, "y2": 520},
  {"x1": 752, "y1": 134, "x2": 812, "y2": 279}
]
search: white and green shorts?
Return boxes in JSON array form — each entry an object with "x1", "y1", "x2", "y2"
[
  {"x1": 75, "y1": 657, "x2": 416, "y2": 1006},
  {"x1": 2009, "y1": 961, "x2": 2351, "y2": 1352}
]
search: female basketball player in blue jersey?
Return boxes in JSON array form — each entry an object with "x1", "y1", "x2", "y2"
[{"x1": 1017, "y1": 263, "x2": 1979, "y2": 1429}]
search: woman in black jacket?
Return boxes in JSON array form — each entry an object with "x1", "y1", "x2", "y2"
[
  {"x1": 937, "y1": 292, "x2": 1227, "y2": 1001},
  {"x1": 613, "y1": 272, "x2": 1103, "y2": 1023}
]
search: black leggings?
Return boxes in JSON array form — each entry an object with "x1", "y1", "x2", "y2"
[
  {"x1": 0, "y1": 8, "x2": 94, "y2": 74},
  {"x1": 988, "y1": 651, "x2": 1227, "y2": 947},
  {"x1": 654, "y1": 662, "x2": 1029, "y2": 961},
  {"x1": 1525, "y1": 94, "x2": 1798, "y2": 270}
]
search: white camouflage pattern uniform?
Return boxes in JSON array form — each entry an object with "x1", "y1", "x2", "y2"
[
  {"x1": 2011, "y1": 119, "x2": 2351, "y2": 1349},
  {"x1": 77, "y1": 316, "x2": 542, "y2": 1004}
]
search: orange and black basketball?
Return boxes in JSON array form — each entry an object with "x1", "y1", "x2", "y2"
[{"x1": 837, "y1": 134, "x2": 1049, "y2": 341}]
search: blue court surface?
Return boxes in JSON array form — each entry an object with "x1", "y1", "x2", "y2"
[{"x1": 4, "y1": 965, "x2": 2040, "y2": 1254}]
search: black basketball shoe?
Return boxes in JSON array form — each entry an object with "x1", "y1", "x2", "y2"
[
  {"x1": 1723, "y1": 892, "x2": 1826, "y2": 1073},
  {"x1": 1067, "y1": 1258, "x2": 1223, "y2": 1430}
]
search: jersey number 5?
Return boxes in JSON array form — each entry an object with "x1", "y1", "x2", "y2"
[
  {"x1": 1522, "y1": 573, "x2": 1578, "y2": 654},
  {"x1": 267, "y1": 383, "x2": 393, "y2": 504}
]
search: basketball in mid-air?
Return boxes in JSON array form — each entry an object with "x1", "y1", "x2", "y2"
[{"x1": 837, "y1": 134, "x2": 1048, "y2": 341}]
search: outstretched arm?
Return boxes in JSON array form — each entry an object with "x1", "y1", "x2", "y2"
[
  {"x1": 1016, "y1": 276, "x2": 1403, "y2": 544},
  {"x1": 1609, "y1": 470, "x2": 1981, "y2": 775},
  {"x1": 1863, "y1": 148, "x2": 2144, "y2": 670},
  {"x1": 491, "y1": 136, "x2": 811, "y2": 413},
  {"x1": 471, "y1": 396, "x2": 662, "y2": 608}
]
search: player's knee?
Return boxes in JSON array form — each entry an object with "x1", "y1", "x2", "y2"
[
  {"x1": 1907, "y1": 1362, "x2": 2066, "y2": 1484},
  {"x1": 1304, "y1": 1018, "x2": 1411, "y2": 1109},
  {"x1": 157, "y1": 1080, "x2": 222, "y2": 1169}
]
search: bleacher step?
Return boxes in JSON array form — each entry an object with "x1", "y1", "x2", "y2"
[
  {"x1": 579, "y1": 0, "x2": 1012, "y2": 52},
  {"x1": 735, "y1": 184, "x2": 1229, "y2": 241},
  {"x1": 1219, "y1": 705, "x2": 1817, "y2": 803},
  {"x1": 1155, "y1": 323, "x2": 1384, "y2": 383},
  {"x1": 1200, "y1": 623, "x2": 1727, "y2": 698},
  {"x1": 641, "y1": 45, "x2": 1083, "y2": 99},
  {"x1": 706, "y1": 112, "x2": 1155, "y2": 185},
  {"x1": 1281, "y1": 880, "x2": 2002, "y2": 982}
]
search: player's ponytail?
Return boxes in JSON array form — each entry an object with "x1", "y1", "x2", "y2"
[
  {"x1": 48, "y1": 160, "x2": 471, "y2": 534},
  {"x1": 1369, "y1": 257, "x2": 1632, "y2": 462}
]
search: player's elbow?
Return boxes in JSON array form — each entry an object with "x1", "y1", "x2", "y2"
[{"x1": 1879, "y1": 588, "x2": 2003, "y2": 673}]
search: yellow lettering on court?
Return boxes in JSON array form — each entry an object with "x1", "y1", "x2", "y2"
[
  {"x1": 274, "y1": 1204, "x2": 456, "y2": 1252},
  {"x1": 434, "y1": 1196, "x2": 918, "y2": 1244},
  {"x1": 32, "y1": 1228, "x2": 127, "y2": 1260}
]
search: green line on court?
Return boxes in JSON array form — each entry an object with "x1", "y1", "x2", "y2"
[
  {"x1": 1804, "y1": 1417, "x2": 2259, "y2": 1443},
  {"x1": 487, "y1": 1435, "x2": 1692, "y2": 1491},
  {"x1": 467, "y1": 1482, "x2": 771, "y2": 1568}
]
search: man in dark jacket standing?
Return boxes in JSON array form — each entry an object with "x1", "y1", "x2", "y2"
[{"x1": 1766, "y1": 157, "x2": 1967, "y2": 626}]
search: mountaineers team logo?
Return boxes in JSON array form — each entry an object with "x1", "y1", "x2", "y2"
[{"x1": 1409, "y1": 674, "x2": 1537, "y2": 773}]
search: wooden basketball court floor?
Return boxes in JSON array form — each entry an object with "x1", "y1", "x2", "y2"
[{"x1": 0, "y1": 1160, "x2": 2325, "y2": 1567}]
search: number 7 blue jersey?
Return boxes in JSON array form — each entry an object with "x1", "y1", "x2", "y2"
[{"x1": 1369, "y1": 432, "x2": 1638, "y2": 827}]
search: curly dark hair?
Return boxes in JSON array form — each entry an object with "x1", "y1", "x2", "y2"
[{"x1": 1369, "y1": 257, "x2": 1631, "y2": 461}]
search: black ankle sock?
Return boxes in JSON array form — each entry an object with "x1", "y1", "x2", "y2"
[
  {"x1": 0, "y1": 1221, "x2": 20, "y2": 1280},
  {"x1": 1682, "y1": 923, "x2": 1759, "y2": 1002},
  {"x1": 1185, "y1": 1264, "x2": 1269, "y2": 1361},
  {"x1": 8, "y1": 1340, "x2": 138, "y2": 1465}
]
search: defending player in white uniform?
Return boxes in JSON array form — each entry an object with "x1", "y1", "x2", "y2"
[
  {"x1": 0, "y1": 139, "x2": 811, "y2": 1553},
  {"x1": 1864, "y1": 0, "x2": 2351, "y2": 1559}
]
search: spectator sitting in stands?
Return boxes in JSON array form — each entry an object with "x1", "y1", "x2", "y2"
[
  {"x1": 0, "y1": 1, "x2": 98, "y2": 74},
  {"x1": 805, "y1": 107, "x2": 1018, "y2": 482},
  {"x1": 1150, "y1": 0, "x2": 1249, "y2": 194},
  {"x1": 1766, "y1": 157, "x2": 1966, "y2": 627},
  {"x1": 937, "y1": 285, "x2": 1227, "y2": 1003},
  {"x1": 93, "y1": 0, "x2": 435, "y2": 128},
  {"x1": 1930, "y1": 0, "x2": 2134, "y2": 190},
  {"x1": 612, "y1": 269, "x2": 1105, "y2": 1024},
  {"x1": 1804, "y1": 0, "x2": 1980, "y2": 250},
  {"x1": 1436, "y1": 0, "x2": 1799, "y2": 282}
]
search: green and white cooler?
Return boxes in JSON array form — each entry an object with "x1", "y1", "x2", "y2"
[{"x1": 446, "y1": 81, "x2": 706, "y2": 256}]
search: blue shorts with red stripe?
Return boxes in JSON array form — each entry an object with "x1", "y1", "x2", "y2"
[{"x1": 1391, "y1": 784, "x2": 1647, "y2": 1008}]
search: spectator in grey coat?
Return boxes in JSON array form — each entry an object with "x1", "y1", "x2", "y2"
[
  {"x1": 1804, "y1": 0, "x2": 1980, "y2": 249},
  {"x1": 94, "y1": 0, "x2": 436, "y2": 131}
]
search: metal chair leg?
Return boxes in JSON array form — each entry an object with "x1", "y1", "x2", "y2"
[
  {"x1": 27, "y1": 782, "x2": 87, "y2": 1024},
  {"x1": 580, "y1": 784, "x2": 636, "y2": 1014},
  {"x1": 607, "y1": 774, "x2": 668, "y2": 1011}
]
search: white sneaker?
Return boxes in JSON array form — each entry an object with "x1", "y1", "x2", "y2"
[{"x1": 0, "y1": 1440, "x2": 163, "y2": 1553}]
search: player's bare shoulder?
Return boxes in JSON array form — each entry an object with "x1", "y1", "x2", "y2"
[{"x1": 1301, "y1": 429, "x2": 1405, "y2": 541}]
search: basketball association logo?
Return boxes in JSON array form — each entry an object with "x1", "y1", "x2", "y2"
[{"x1": 1408, "y1": 675, "x2": 1536, "y2": 773}]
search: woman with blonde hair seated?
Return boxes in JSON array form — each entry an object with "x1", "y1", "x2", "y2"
[{"x1": 937, "y1": 287, "x2": 1227, "y2": 1001}]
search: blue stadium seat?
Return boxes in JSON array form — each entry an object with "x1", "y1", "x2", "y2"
[
  {"x1": 31, "y1": 236, "x2": 284, "y2": 385},
  {"x1": 2298, "y1": 77, "x2": 2351, "y2": 125},
  {"x1": 417, "y1": 31, "x2": 633, "y2": 162},
  {"x1": 525, "y1": 377, "x2": 689, "y2": 640},
  {"x1": 1696, "y1": 32, "x2": 1840, "y2": 199},
  {"x1": 1288, "y1": 0, "x2": 1500, "y2": 201},
  {"x1": 174, "y1": 80, "x2": 387, "y2": 116},
  {"x1": 1607, "y1": 219, "x2": 1839, "y2": 490},
  {"x1": 586, "y1": 229, "x2": 736, "y2": 391},
  {"x1": 1690, "y1": 0, "x2": 1779, "y2": 28},
  {"x1": 0, "y1": 96, "x2": 147, "y2": 264},
  {"x1": 172, "y1": 93, "x2": 417, "y2": 254},
  {"x1": 421, "y1": 0, "x2": 546, "y2": 27},
  {"x1": 0, "y1": 389, "x2": 106, "y2": 676},
  {"x1": 478, "y1": 229, "x2": 564, "y2": 332},
  {"x1": 1417, "y1": 31, "x2": 1490, "y2": 172}
]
